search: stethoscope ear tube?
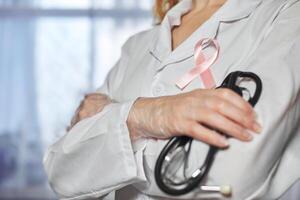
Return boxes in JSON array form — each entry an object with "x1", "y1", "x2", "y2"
[
  {"x1": 154, "y1": 136, "x2": 192, "y2": 195},
  {"x1": 239, "y1": 72, "x2": 262, "y2": 107},
  {"x1": 220, "y1": 71, "x2": 262, "y2": 107},
  {"x1": 154, "y1": 136, "x2": 218, "y2": 195}
]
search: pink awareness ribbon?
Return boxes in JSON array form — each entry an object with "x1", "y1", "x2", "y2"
[{"x1": 175, "y1": 38, "x2": 220, "y2": 90}]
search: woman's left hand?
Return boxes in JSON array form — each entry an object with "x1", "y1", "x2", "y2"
[{"x1": 67, "y1": 93, "x2": 113, "y2": 131}]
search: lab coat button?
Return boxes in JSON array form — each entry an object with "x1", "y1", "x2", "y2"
[{"x1": 153, "y1": 84, "x2": 164, "y2": 96}]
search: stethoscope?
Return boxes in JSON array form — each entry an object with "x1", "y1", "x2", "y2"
[{"x1": 154, "y1": 70, "x2": 263, "y2": 196}]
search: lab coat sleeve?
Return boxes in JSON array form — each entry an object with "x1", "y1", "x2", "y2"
[
  {"x1": 208, "y1": 3, "x2": 300, "y2": 200},
  {"x1": 43, "y1": 35, "x2": 147, "y2": 200}
]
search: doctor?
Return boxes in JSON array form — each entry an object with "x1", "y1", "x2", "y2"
[{"x1": 44, "y1": 0, "x2": 300, "y2": 199}]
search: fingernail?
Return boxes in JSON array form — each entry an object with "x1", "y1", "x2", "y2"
[
  {"x1": 219, "y1": 137, "x2": 230, "y2": 147},
  {"x1": 243, "y1": 130, "x2": 253, "y2": 141},
  {"x1": 253, "y1": 121, "x2": 262, "y2": 133}
]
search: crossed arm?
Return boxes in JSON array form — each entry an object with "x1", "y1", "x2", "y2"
[
  {"x1": 68, "y1": 83, "x2": 260, "y2": 149},
  {"x1": 67, "y1": 93, "x2": 114, "y2": 132}
]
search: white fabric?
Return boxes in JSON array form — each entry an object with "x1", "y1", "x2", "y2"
[{"x1": 43, "y1": 0, "x2": 300, "y2": 199}]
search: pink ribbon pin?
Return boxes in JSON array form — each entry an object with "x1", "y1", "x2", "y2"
[{"x1": 175, "y1": 38, "x2": 220, "y2": 90}]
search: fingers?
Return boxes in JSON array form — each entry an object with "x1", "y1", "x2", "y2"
[
  {"x1": 213, "y1": 88, "x2": 255, "y2": 115},
  {"x1": 79, "y1": 96, "x2": 110, "y2": 117},
  {"x1": 196, "y1": 108, "x2": 254, "y2": 142},
  {"x1": 70, "y1": 93, "x2": 112, "y2": 127},
  {"x1": 85, "y1": 93, "x2": 110, "y2": 101},
  {"x1": 186, "y1": 122, "x2": 229, "y2": 148},
  {"x1": 206, "y1": 96, "x2": 261, "y2": 133}
]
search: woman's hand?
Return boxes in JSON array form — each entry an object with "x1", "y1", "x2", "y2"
[
  {"x1": 127, "y1": 88, "x2": 262, "y2": 148},
  {"x1": 67, "y1": 93, "x2": 114, "y2": 131}
]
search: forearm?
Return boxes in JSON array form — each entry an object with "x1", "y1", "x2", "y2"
[
  {"x1": 67, "y1": 93, "x2": 150, "y2": 143},
  {"x1": 126, "y1": 97, "x2": 149, "y2": 141},
  {"x1": 44, "y1": 99, "x2": 145, "y2": 199},
  {"x1": 126, "y1": 96, "x2": 168, "y2": 141}
]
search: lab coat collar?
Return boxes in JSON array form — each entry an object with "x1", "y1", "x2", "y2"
[{"x1": 149, "y1": 0, "x2": 263, "y2": 70}]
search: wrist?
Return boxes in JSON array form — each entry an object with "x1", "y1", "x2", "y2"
[
  {"x1": 126, "y1": 96, "x2": 160, "y2": 141},
  {"x1": 127, "y1": 97, "x2": 145, "y2": 141}
]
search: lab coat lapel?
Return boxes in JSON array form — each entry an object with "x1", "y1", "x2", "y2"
[
  {"x1": 149, "y1": 0, "x2": 263, "y2": 72},
  {"x1": 148, "y1": 0, "x2": 192, "y2": 64}
]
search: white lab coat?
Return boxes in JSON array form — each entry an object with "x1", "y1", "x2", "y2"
[{"x1": 43, "y1": 0, "x2": 300, "y2": 199}]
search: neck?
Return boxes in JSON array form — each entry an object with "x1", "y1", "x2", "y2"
[{"x1": 192, "y1": 0, "x2": 227, "y2": 11}]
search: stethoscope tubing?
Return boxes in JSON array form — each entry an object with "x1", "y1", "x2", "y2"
[{"x1": 155, "y1": 71, "x2": 263, "y2": 196}]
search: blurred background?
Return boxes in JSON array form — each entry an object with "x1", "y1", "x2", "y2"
[
  {"x1": 0, "y1": 0, "x2": 299, "y2": 199},
  {"x1": 0, "y1": 0, "x2": 152, "y2": 199}
]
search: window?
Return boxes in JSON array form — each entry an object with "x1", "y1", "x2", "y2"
[{"x1": 0, "y1": 1, "x2": 153, "y2": 198}]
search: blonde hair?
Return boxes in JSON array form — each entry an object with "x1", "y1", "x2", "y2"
[{"x1": 154, "y1": 0, "x2": 180, "y2": 23}]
